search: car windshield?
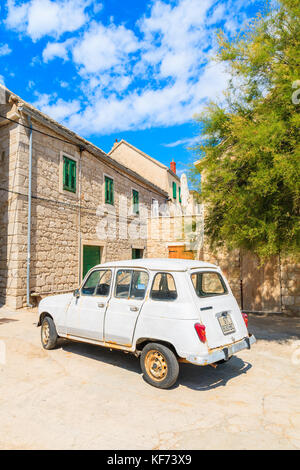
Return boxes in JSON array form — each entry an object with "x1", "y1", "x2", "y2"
[{"x1": 191, "y1": 271, "x2": 228, "y2": 297}]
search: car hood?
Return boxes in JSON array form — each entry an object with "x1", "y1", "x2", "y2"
[{"x1": 38, "y1": 292, "x2": 73, "y2": 313}]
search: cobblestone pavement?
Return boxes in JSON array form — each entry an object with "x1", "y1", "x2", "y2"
[{"x1": 0, "y1": 307, "x2": 299, "y2": 450}]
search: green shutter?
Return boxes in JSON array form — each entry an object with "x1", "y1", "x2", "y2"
[
  {"x1": 82, "y1": 245, "x2": 101, "y2": 279},
  {"x1": 172, "y1": 182, "x2": 177, "y2": 199},
  {"x1": 133, "y1": 189, "x2": 139, "y2": 214},
  {"x1": 105, "y1": 176, "x2": 114, "y2": 205},
  {"x1": 179, "y1": 187, "x2": 181, "y2": 203},
  {"x1": 63, "y1": 156, "x2": 76, "y2": 193}
]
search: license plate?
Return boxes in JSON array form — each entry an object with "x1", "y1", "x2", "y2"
[{"x1": 218, "y1": 312, "x2": 235, "y2": 335}]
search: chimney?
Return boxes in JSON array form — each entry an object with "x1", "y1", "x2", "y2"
[{"x1": 170, "y1": 159, "x2": 176, "y2": 174}]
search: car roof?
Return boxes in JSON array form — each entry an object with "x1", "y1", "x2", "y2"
[{"x1": 95, "y1": 258, "x2": 218, "y2": 272}]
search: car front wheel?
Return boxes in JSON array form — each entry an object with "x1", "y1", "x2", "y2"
[
  {"x1": 41, "y1": 316, "x2": 58, "y2": 350},
  {"x1": 140, "y1": 342, "x2": 179, "y2": 389}
]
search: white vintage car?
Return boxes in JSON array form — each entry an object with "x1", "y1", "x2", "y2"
[{"x1": 38, "y1": 259, "x2": 256, "y2": 388}]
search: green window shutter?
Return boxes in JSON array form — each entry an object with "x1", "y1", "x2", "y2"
[
  {"x1": 70, "y1": 160, "x2": 76, "y2": 192},
  {"x1": 105, "y1": 176, "x2": 114, "y2": 204},
  {"x1": 133, "y1": 189, "x2": 139, "y2": 214},
  {"x1": 179, "y1": 187, "x2": 181, "y2": 203},
  {"x1": 63, "y1": 156, "x2": 76, "y2": 193},
  {"x1": 172, "y1": 182, "x2": 177, "y2": 199},
  {"x1": 110, "y1": 178, "x2": 114, "y2": 204}
]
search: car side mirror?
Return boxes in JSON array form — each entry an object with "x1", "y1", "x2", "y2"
[{"x1": 73, "y1": 288, "x2": 80, "y2": 298}]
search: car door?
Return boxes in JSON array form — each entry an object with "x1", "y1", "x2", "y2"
[
  {"x1": 104, "y1": 269, "x2": 149, "y2": 346},
  {"x1": 66, "y1": 269, "x2": 113, "y2": 341}
]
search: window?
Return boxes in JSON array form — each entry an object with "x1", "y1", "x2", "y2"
[
  {"x1": 132, "y1": 248, "x2": 143, "y2": 259},
  {"x1": 105, "y1": 176, "x2": 114, "y2": 205},
  {"x1": 132, "y1": 189, "x2": 139, "y2": 214},
  {"x1": 81, "y1": 270, "x2": 112, "y2": 296},
  {"x1": 191, "y1": 272, "x2": 228, "y2": 297},
  {"x1": 151, "y1": 273, "x2": 177, "y2": 301},
  {"x1": 130, "y1": 271, "x2": 149, "y2": 300},
  {"x1": 115, "y1": 269, "x2": 149, "y2": 300},
  {"x1": 172, "y1": 182, "x2": 177, "y2": 199},
  {"x1": 115, "y1": 270, "x2": 131, "y2": 298},
  {"x1": 179, "y1": 187, "x2": 181, "y2": 203},
  {"x1": 63, "y1": 156, "x2": 76, "y2": 193}
]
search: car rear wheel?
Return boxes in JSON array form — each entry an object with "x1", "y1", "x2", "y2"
[
  {"x1": 41, "y1": 316, "x2": 58, "y2": 350},
  {"x1": 140, "y1": 342, "x2": 179, "y2": 389}
]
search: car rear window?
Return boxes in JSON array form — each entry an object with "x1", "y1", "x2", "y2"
[
  {"x1": 191, "y1": 271, "x2": 228, "y2": 297},
  {"x1": 150, "y1": 273, "x2": 177, "y2": 301}
]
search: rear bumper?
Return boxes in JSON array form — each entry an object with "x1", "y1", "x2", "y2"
[{"x1": 186, "y1": 334, "x2": 256, "y2": 366}]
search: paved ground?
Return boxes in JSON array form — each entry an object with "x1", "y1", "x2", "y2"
[{"x1": 0, "y1": 307, "x2": 299, "y2": 450}]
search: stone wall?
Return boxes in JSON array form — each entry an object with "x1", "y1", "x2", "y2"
[
  {"x1": 280, "y1": 256, "x2": 300, "y2": 316},
  {"x1": 0, "y1": 106, "x2": 24, "y2": 308},
  {"x1": 14, "y1": 113, "x2": 166, "y2": 306}
]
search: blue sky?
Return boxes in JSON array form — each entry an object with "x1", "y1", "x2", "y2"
[{"x1": 0, "y1": 0, "x2": 264, "y2": 175}]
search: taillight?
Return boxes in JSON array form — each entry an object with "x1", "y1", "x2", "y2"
[
  {"x1": 194, "y1": 323, "x2": 206, "y2": 343},
  {"x1": 242, "y1": 313, "x2": 248, "y2": 329}
]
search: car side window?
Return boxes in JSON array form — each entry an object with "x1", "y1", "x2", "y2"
[
  {"x1": 81, "y1": 270, "x2": 112, "y2": 296},
  {"x1": 150, "y1": 273, "x2": 177, "y2": 301},
  {"x1": 130, "y1": 271, "x2": 149, "y2": 300},
  {"x1": 115, "y1": 270, "x2": 149, "y2": 300},
  {"x1": 115, "y1": 270, "x2": 132, "y2": 298}
]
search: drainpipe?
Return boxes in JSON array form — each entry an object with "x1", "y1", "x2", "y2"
[
  {"x1": 26, "y1": 116, "x2": 33, "y2": 307},
  {"x1": 78, "y1": 146, "x2": 83, "y2": 283}
]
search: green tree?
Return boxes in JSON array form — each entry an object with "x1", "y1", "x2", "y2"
[{"x1": 192, "y1": 0, "x2": 300, "y2": 259}]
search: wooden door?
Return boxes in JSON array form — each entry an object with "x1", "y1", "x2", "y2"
[{"x1": 168, "y1": 245, "x2": 194, "y2": 259}]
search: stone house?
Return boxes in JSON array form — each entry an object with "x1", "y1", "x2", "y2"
[
  {"x1": 109, "y1": 139, "x2": 181, "y2": 206},
  {"x1": 0, "y1": 85, "x2": 169, "y2": 309},
  {"x1": 109, "y1": 139, "x2": 203, "y2": 260}
]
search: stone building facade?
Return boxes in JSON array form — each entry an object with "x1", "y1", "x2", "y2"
[
  {"x1": 0, "y1": 86, "x2": 168, "y2": 308},
  {"x1": 109, "y1": 139, "x2": 181, "y2": 203}
]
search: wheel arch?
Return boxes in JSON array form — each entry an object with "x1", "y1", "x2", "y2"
[
  {"x1": 37, "y1": 311, "x2": 53, "y2": 327},
  {"x1": 135, "y1": 338, "x2": 179, "y2": 357}
]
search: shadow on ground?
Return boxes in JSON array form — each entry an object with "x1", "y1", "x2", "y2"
[
  {"x1": 248, "y1": 313, "x2": 300, "y2": 343},
  {"x1": 178, "y1": 357, "x2": 251, "y2": 391},
  {"x1": 59, "y1": 339, "x2": 251, "y2": 391}
]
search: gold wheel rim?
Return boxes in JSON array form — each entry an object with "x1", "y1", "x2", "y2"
[
  {"x1": 42, "y1": 321, "x2": 50, "y2": 345},
  {"x1": 145, "y1": 350, "x2": 168, "y2": 382}
]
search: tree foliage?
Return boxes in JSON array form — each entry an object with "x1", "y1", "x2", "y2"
[{"x1": 191, "y1": 0, "x2": 300, "y2": 259}]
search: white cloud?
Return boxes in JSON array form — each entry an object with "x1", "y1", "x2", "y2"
[
  {"x1": 67, "y1": 61, "x2": 229, "y2": 135},
  {"x1": 33, "y1": 93, "x2": 81, "y2": 121},
  {"x1": 5, "y1": 0, "x2": 93, "y2": 40},
  {"x1": 3, "y1": 0, "x2": 259, "y2": 135},
  {"x1": 0, "y1": 43, "x2": 12, "y2": 56},
  {"x1": 42, "y1": 38, "x2": 73, "y2": 62},
  {"x1": 163, "y1": 136, "x2": 200, "y2": 148},
  {"x1": 72, "y1": 22, "x2": 139, "y2": 74},
  {"x1": 139, "y1": 0, "x2": 214, "y2": 80}
]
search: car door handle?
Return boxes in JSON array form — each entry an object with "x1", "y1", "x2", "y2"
[
  {"x1": 98, "y1": 302, "x2": 105, "y2": 308},
  {"x1": 129, "y1": 306, "x2": 139, "y2": 312}
]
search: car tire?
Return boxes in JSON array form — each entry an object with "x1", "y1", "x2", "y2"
[
  {"x1": 140, "y1": 342, "x2": 179, "y2": 389},
  {"x1": 41, "y1": 316, "x2": 58, "y2": 350}
]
